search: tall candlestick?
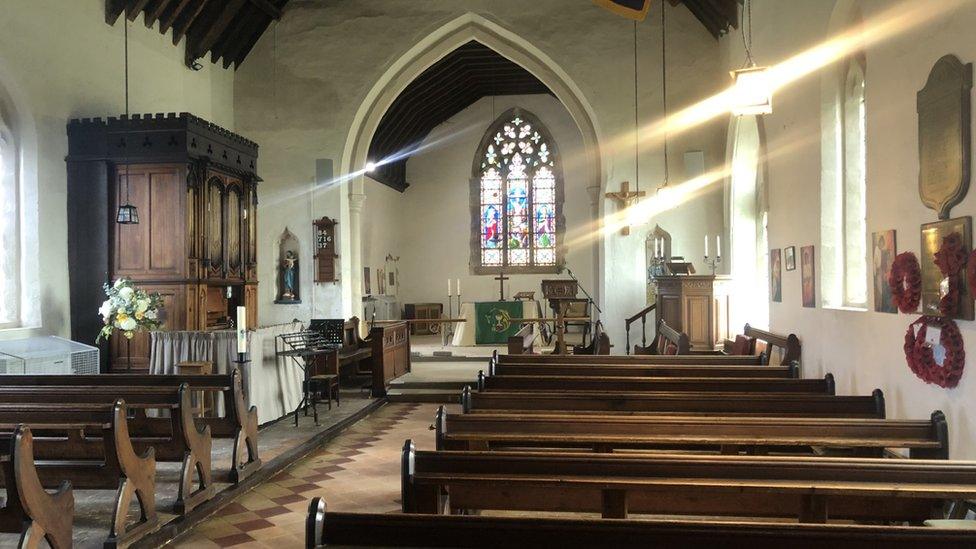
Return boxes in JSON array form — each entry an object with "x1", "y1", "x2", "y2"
[
  {"x1": 704, "y1": 235, "x2": 709, "y2": 258},
  {"x1": 236, "y1": 306, "x2": 247, "y2": 354},
  {"x1": 716, "y1": 235, "x2": 722, "y2": 258},
  {"x1": 448, "y1": 279, "x2": 452, "y2": 296},
  {"x1": 456, "y1": 278, "x2": 461, "y2": 296}
]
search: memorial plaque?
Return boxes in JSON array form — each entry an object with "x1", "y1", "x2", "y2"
[
  {"x1": 920, "y1": 216, "x2": 973, "y2": 320},
  {"x1": 917, "y1": 55, "x2": 972, "y2": 220}
]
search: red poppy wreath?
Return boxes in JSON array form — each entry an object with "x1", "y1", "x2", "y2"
[
  {"x1": 888, "y1": 252, "x2": 921, "y2": 313},
  {"x1": 903, "y1": 315, "x2": 965, "y2": 389}
]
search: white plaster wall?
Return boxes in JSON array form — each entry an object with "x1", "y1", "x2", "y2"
[
  {"x1": 719, "y1": 0, "x2": 976, "y2": 458},
  {"x1": 362, "y1": 175, "x2": 404, "y2": 298},
  {"x1": 235, "y1": 1, "x2": 726, "y2": 345},
  {"x1": 0, "y1": 0, "x2": 234, "y2": 340},
  {"x1": 396, "y1": 94, "x2": 594, "y2": 312}
]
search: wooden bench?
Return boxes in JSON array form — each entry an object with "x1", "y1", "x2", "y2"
[
  {"x1": 0, "y1": 425, "x2": 73, "y2": 549},
  {"x1": 434, "y1": 407, "x2": 949, "y2": 458},
  {"x1": 634, "y1": 318, "x2": 690, "y2": 355},
  {"x1": 0, "y1": 400, "x2": 157, "y2": 546},
  {"x1": 494, "y1": 351, "x2": 769, "y2": 365},
  {"x1": 0, "y1": 369, "x2": 261, "y2": 483},
  {"x1": 461, "y1": 386, "x2": 886, "y2": 418},
  {"x1": 369, "y1": 321, "x2": 411, "y2": 397},
  {"x1": 477, "y1": 372, "x2": 835, "y2": 394},
  {"x1": 322, "y1": 317, "x2": 372, "y2": 376},
  {"x1": 490, "y1": 362, "x2": 799, "y2": 378},
  {"x1": 506, "y1": 323, "x2": 536, "y2": 355},
  {"x1": 306, "y1": 498, "x2": 976, "y2": 548},
  {"x1": 400, "y1": 442, "x2": 976, "y2": 522},
  {"x1": 0, "y1": 385, "x2": 213, "y2": 514},
  {"x1": 724, "y1": 323, "x2": 802, "y2": 366}
]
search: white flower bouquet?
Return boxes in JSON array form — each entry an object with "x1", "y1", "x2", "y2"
[{"x1": 96, "y1": 278, "x2": 164, "y2": 342}]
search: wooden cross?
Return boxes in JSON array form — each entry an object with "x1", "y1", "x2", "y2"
[
  {"x1": 604, "y1": 181, "x2": 646, "y2": 235},
  {"x1": 494, "y1": 272, "x2": 509, "y2": 301}
]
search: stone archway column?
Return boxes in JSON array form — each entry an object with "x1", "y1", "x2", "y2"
[
  {"x1": 586, "y1": 184, "x2": 602, "y2": 323},
  {"x1": 348, "y1": 191, "x2": 366, "y2": 326}
]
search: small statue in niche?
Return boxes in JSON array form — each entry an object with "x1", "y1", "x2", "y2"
[{"x1": 281, "y1": 251, "x2": 297, "y2": 300}]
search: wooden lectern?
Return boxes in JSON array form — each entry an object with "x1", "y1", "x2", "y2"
[{"x1": 654, "y1": 275, "x2": 731, "y2": 350}]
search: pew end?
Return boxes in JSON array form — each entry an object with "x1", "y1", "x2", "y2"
[
  {"x1": 873, "y1": 389, "x2": 886, "y2": 419},
  {"x1": 461, "y1": 386, "x2": 472, "y2": 413},
  {"x1": 910, "y1": 410, "x2": 950, "y2": 460},
  {"x1": 306, "y1": 497, "x2": 326, "y2": 549},
  {"x1": 401, "y1": 440, "x2": 415, "y2": 513}
]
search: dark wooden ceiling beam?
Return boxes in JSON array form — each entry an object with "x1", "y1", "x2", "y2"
[
  {"x1": 210, "y1": 4, "x2": 260, "y2": 64},
  {"x1": 159, "y1": 0, "x2": 190, "y2": 33},
  {"x1": 172, "y1": 0, "x2": 208, "y2": 45},
  {"x1": 145, "y1": 0, "x2": 174, "y2": 28},
  {"x1": 185, "y1": 0, "x2": 247, "y2": 65},
  {"x1": 248, "y1": 0, "x2": 282, "y2": 20},
  {"x1": 105, "y1": 0, "x2": 127, "y2": 24},
  {"x1": 125, "y1": 0, "x2": 151, "y2": 22},
  {"x1": 221, "y1": 13, "x2": 268, "y2": 68}
]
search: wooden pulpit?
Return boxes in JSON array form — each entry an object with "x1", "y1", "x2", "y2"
[{"x1": 653, "y1": 275, "x2": 731, "y2": 350}]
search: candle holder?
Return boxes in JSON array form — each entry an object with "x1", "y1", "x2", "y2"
[{"x1": 704, "y1": 255, "x2": 722, "y2": 276}]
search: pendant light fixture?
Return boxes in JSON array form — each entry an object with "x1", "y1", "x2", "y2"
[
  {"x1": 116, "y1": 16, "x2": 139, "y2": 225},
  {"x1": 730, "y1": 0, "x2": 772, "y2": 115}
]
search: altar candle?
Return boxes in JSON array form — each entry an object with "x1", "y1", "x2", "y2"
[
  {"x1": 448, "y1": 279, "x2": 452, "y2": 296},
  {"x1": 236, "y1": 306, "x2": 247, "y2": 354},
  {"x1": 704, "y1": 235, "x2": 709, "y2": 257},
  {"x1": 716, "y1": 235, "x2": 721, "y2": 258},
  {"x1": 655, "y1": 238, "x2": 660, "y2": 258},
  {"x1": 457, "y1": 278, "x2": 461, "y2": 296}
]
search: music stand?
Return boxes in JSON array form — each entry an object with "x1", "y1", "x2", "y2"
[{"x1": 276, "y1": 330, "x2": 340, "y2": 426}]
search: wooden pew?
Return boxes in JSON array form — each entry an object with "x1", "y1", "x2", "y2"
[
  {"x1": 634, "y1": 319, "x2": 690, "y2": 355},
  {"x1": 477, "y1": 372, "x2": 835, "y2": 394},
  {"x1": 506, "y1": 323, "x2": 536, "y2": 355},
  {"x1": 0, "y1": 425, "x2": 73, "y2": 549},
  {"x1": 460, "y1": 386, "x2": 886, "y2": 418},
  {"x1": 727, "y1": 323, "x2": 802, "y2": 365},
  {"x1": 323, "y1": 317, "x2": 373, "y2": 376},
  {"x1": 400, "y1": 441, "x2": 976, "y2": 522},
  {"x1": 490, "y1": 362, "x2": 799, "y2": 378},
  {"x1": 369, "y1": 321, "x2": 411, "y2": 397},
  {"x1": 0, "y1": 369, "x2": 261, "y2": 483},
  {"x1": 494, "y1": 351, "x2": 769, "y2": 365},
  {"x1": 306, "y1": 498, "x2": 976, "y2": 549},
  {"x1": 0, "y1": 401, "x2": 157, "y2": 546},
  {"x1": 0, "y1": 385, "x2": 213, "y2": 513},
  {"x1": 434, "y1": 407, "x2": 949, "y2": 458}
]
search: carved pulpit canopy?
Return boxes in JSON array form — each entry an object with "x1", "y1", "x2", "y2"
[{"x1": 917, "y1": 54, "x2": 973, "y2": 220}]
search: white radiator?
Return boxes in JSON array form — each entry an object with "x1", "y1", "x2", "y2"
[{"x1": 0, "y1": 336, "x2": 100, "y2": 375}]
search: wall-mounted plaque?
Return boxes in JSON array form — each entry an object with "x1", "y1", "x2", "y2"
[
  {"x1": 920, "y1": 216, "x2": 973, "y2": 320},
  {"x1": 917, "y1": 55, "x2": 972, "y2": 220}
]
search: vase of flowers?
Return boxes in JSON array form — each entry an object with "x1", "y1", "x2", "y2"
[{"x1": 96, "y1": 278, "x2": 164, "y2": 371}]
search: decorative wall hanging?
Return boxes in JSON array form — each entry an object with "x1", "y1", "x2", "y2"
[
  {"x1": 904, "y1": 315, "x2": 965, "y2": 389},
  {"x1": 872, "y1": 230, "x2": 897, "y2": 313},
  {"x1": 917, "y1": 55, "x2": 972, "y2": 220},
  {"x1": 800, "y1": 245, "x2": 815, "y2": 308},
  {"x1": 920, "y1": 216, "x2": 972, "y2": 319},
  {"x1": 784, "y1": 246, "x2": 796, "y2": 271},
  {"x1": 313, "y1": 216, "x2": 338, "y2": 283},
  {"x1": 888, "y1": 252, "x2": 921, "y2": 313}
]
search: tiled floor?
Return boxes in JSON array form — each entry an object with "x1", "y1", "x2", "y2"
[{"x1": 172, "y1": 403, "x2": 445, "y2": 548}]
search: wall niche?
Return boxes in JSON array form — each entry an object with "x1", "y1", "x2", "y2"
[{"x1": 275, "y1": 228, "x2": 301, "y2": 304}]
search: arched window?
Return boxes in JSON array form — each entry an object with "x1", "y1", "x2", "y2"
[
  {"x1": 0, "y1": 112, "x2": 19, "y2": 329},
  {"x1": 471, "y1": 109, "x2": 564, "y2": 274},
  {"x1": 822, "y1": 55, "x2": 867, "y2": 309}
]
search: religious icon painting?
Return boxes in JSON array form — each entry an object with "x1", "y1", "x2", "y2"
[
  {"x1": 770, "y1": 249, "x2": 782, "y2": 303},
  {"x1": 785, "y1": 246, "x2": 796, "y2": 271},
  {"x1": 800, "y1": 245, "x2": 815, "y2": 308},
  {"x1": 363, "y1": 267, "x2": 371, "y2": 295},
  {"x1": 872, "y1": 230, "x2": 897, "y2": 313},
  {"x1": 377, "y1": 269, "x2": 385, "y2": 295}
]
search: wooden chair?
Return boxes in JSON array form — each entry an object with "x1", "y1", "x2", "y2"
[
  {"x1": 461, "y1": 386, "x2": 887, "y2": 418},
  {"x1": 306, "y1": 498, "x2": 976, "y2": 549}
]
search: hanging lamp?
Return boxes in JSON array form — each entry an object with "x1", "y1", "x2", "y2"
[
  {"x1": 116, "y1": 17, "x2": 138, "y2": 224},
  {"x1": 730, "y1": 0, "x2": 772, "y2": 115}
]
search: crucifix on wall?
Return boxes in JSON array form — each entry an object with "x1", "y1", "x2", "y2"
[
  {"x1": 494, "y1": 272, "x2": 509, "y2": 301},
  {"x1": 605, "y1": 181, "x2": 646, "y2": 235}
]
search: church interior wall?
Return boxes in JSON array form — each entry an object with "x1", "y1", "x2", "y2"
[
  {"x1": 0, "y1": 0, "x2": 234, "y2": 341},
  {"x1": 718, "y1": 0, "x2": 976, "y2": 458},
  {"x1": 235, "y1": 1, "x2": 727, "y2": 345}
]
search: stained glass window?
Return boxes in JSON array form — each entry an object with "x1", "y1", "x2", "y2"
[{"x1": 473, "y1": 109, "x2": 563, "y2": 273}]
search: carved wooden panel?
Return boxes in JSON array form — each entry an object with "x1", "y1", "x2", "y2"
[
  {"x1": 245, "y1": 284, "x2": 259, "y2": 328},
  {"x1": 658, "y1": 295, "x2": 682, "y2": 332},
  {"x1": 246, "y1": 183, "x2": 258, "y2": 281},
  {"x1": 683, "y1": 294, "x2": 712, "y2": 349},
  {"x1": 226, "y1": 180, "x2": 244, "y2": 279},
  {"x1": 115, "y1": 170, "x2": 150, "y2": 276},
  {"x1": 109, "y1": 284, "x2": 185, "y2": 372},
  {"x1": 205, "y1": 176, "x2": 225, "y2": 278},
  {"x1": 114, "y1": 165, "x2": 186, "y2": 281}
]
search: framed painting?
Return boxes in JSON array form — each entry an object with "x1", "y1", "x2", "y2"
[
  {"x1": 920, "y1": 216, "x2": 973, "y2": 319},
  {"x1": 785, "y1": 246, "x2": 796, "y2": 271},
  {"x1": 800, "y1": 245, "x2": 815, "y2": 308},
  {"x1": 363, "y1": 267, "x2": 371, "y2": 295},
  {"x1": 872, "y1": 230, "x2": 897, "y2": 313},
  {"x1": 770, "y1": 249, "x2": 782, "y2": 303}
]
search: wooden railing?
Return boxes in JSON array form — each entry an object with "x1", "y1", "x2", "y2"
[
  {"x1": 624, "y1": 303, "x2": 656, "y2": 355},
  {"x1": 507, "y1": 323, "x2": 536, "y2": 355}
]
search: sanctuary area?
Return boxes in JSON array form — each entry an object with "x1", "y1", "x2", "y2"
[{"x1": 0, "y1": 0, "x2": 975, "y2": 547}]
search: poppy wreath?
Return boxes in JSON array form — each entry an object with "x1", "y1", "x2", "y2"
[
  {"x1": 903, "y1": 315, "x2": 965, "y2": 389},
  {"x1": 888, "y1": 252, "x2": 921, "y2": 313},
  {"x1": 967, "y1": 249, "x2": 976, "y2": 300},
  {"x1": 933, "y1": 233, "x2": 968, "y2": 316}
]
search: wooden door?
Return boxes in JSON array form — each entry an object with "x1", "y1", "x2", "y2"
[
  {"x1": 114, "y1": 164, "x2": 186, "y2": 281},
  {"x1": 110, "y1": 284, "x2": 186, "y2": 372},
  {"x1": 205, "y1": 175, "x2": 225, "y2": 279}
]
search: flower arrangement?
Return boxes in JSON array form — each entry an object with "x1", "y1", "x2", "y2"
[{"x1": 96, "y1": 278, "x2": 163, "y2": 342}]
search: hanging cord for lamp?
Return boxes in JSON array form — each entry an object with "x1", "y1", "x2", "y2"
[
  {"x1": 741, "y1": 0, "x2": 754, "y2": 66},
  {"x1": 123, "y1": 15, "x2": 131, "y2": 208},
  {"x1": 660, "y1": 3, "x2": 670, "y2": 187},
  {"x1": 633, "y1": 20, "x2": 640, "y2": 194}
]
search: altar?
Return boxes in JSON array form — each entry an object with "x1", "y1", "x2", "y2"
[{"x1": 452, "y1": 300, "x2": 538, "y2": 346}]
